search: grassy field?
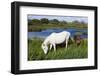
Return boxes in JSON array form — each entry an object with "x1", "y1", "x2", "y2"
[{"x1": 28, "y1": 38, "x2": 88, "y2": 61}]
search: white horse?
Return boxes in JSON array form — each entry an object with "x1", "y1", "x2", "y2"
[{"x1": 41, "y1": 31, "x2": 71, "y2": 54}]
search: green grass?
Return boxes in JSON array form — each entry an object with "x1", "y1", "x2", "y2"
[{"x1": 28, "y1": 38, "x2": 88, "y2": 61}]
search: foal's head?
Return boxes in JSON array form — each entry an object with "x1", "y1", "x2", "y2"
[{"x1": 74, "y1": 35, "x2": 82, "y2": 45}]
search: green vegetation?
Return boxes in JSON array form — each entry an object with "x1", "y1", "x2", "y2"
[
  {"x1": 28, "y1": 38, "x2": 88, "y2": 61},
  {"x1": 28, "y1": 18, "x2": 87, "y2": 32}
]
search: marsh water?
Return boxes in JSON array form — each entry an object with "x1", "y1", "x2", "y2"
[{"x1": 28, "y1": 28, "x2": 87, "y2": 39}]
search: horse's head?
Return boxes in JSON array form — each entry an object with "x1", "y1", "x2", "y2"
[{"x1": 41, "y1": 43, "x2": 48, "y2": 54}]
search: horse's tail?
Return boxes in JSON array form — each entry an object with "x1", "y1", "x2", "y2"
[
  {"x1": 69, "y1": 37, "x2": 74, "y2": 44},
  {"x1": 68, "y1": 32, "x2": 74, "y2": 43}
]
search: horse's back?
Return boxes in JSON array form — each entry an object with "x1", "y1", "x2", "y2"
[
  {"x1": 47, "y1": 31, "x2": 70, "y2": 44},
  {"x1": 62, "y1": 31, "x2": 70, "y2": 36},
  {"x1": 49, "y1": 31, "x2": 70, "y2": 38}
]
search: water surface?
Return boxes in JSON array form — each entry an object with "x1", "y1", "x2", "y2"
[{"x1": 28, "y1": 28, "x2": 87, "y2": 39}]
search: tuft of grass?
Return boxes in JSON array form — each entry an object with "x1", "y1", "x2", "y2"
[{"x1": 28, "y1": 38, "x2": 88, "y2": 61}]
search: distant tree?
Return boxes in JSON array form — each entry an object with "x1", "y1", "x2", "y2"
[
  {"x1": 61, "y1": 20, "x2": 67, "y2": 24},
  {"x1": 28, "y1": 20, "x2": 33, "y2": 25},
  {"x1": 80, "y1": 21, "x2": 87, "y2": 25},
  {"x1": 58, "y1": 20, "x2": 67, "y2": 26},
  {"x1": 50, "y1": 19, "x2": 59, "y2": 24},
  {"x1": 73, "y1": 20, "x2": 80, "y2": 24},
  {"x1": 40, "y1": 18, "x2": 49, "y2": 24},
  {"x1": 72, "y1": 20, "x2": 88, "y2": 28},
  {"x1": 31, "y1": 19, "x2": 40, "y2": 25},
  {"x1": 72, "y1": 20, "x2": 82, "y2": 26}
]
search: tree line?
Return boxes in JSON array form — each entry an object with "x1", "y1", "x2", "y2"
[{"x1": 28, "y1": 18, "x2": 87, "y2": 26}]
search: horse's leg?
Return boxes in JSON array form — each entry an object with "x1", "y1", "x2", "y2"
[
  {"x1": 66, "y1": 40, "x2": 68, "y2": 48},
  {"x1": 50, "y1": 44, "x2": 52, "y2": 50},
  {"x1": 66, "y1": 37, "x2": 69, "y2": 48},
  {"x1": 53, "y1": 43, "x2": 56, "y2": 51}
]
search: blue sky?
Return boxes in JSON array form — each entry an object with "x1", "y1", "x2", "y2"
[{"x1": 28, "y1": 15, "x2": 88, "y2": 23}]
